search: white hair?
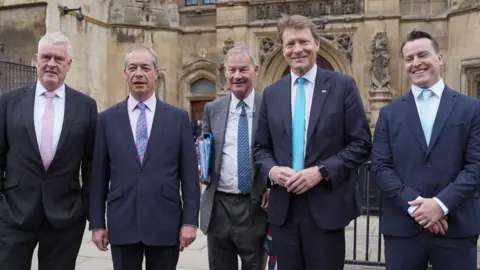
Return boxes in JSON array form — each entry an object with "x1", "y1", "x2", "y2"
[
  {"x1": 124, "y1": 44, "x2": 159, "y2": 69},
  {"x1": 224, "y1": 45, "x2": 258, "y2": 67},
  {"x1": 38, "y1": 32, "x2": 72, "y2": 57}
]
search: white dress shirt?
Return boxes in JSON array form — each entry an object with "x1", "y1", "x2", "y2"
[
  {"x1": 407, "y1": 78, "x2": 449, "y2": 216},
  {"x1": 34, "y1": 81, "x2": 65, "y2": 153},
  {"x1": 218, "y1": 90, "x2": 255, "y2": 194},
  {"x1": 127, "y1": 93, "x2": 157, "y2": 140},
  {"x1": 268, "y1": 65, "x2": 318, "y2": 180},
  {"x1": 291, "y1": 64, "x2": 317, "y2": 155}
]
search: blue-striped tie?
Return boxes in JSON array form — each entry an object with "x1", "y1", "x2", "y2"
[
  {"x1": 419, "y1": 89, "x2": 434, "y2": 146},
  {"x1": 292, "y1": 77, "x2": 306, "y2": 172},
  {"x1": 135, "y1": 103, "x2": 149, "y2": 163},
  {"x1": 237, "y1": 101, "x2": 252, "y2": 193}
]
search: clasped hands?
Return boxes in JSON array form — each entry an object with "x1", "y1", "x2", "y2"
[
  {"x1": 271, "y1": 166, "x2": 322, "y2": 194},
  {"x1": 409, "y1": 198, "x2": 448, "y2": 235}
]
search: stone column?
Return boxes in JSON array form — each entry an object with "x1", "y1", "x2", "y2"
[{"x1": 368, "y1": 31, "x2": 393, "y2": 130}]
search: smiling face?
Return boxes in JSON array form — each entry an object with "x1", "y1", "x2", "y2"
[
  {"x1": 402, "y1": 37, "x2": 443, "y2": 89},
  {"x1": 281, "y1": 27, "x2": 319, "y2": 76},
  {"x1": 225, "y1": 52, "x2": 258, "y2": 100},
  {"x1": 35, "y1": 42, "x2": 72, "y2": 91},
  {"x1": 124, "y1": 48, "x2": 159, "y2": 101}
]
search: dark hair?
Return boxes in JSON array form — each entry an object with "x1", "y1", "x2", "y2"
[{"x1": 400, "y1": 30, "x2": 440, "y2": 57}]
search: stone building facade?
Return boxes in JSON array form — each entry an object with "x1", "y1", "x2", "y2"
[{"x1": 1, "y1": 0, "x2": 480, "y2": 128}]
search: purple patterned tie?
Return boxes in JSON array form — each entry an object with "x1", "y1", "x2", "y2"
[
  {"x1": 135, "y1": 103, "x2": 149, "y2": 163},
  {"x1": 40, "y1": 91, "x2": 55, "y2": 169}
]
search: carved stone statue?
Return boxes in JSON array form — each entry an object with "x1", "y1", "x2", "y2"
[
  {"x1": 370, "y1": 31, "x2": 391, "y2": 90},
  {"x1": 369, "y1": 31, "x2": 393, "y2": 130},
  {"x1": 218, "y1": 37, "x2": 235, "y2": 94}
]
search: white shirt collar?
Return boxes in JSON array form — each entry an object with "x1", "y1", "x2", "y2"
[
  {"x1": 411, "y1": 78, "x2": 445, "y2": 99},
  {"x1": 291, "y1": 64, "x2": 317, "y2": 87},
  {"x1": 230, "y1": 89, "x2": 255, "y2": 111},
  {"x1": 35, "y1": 81, "x2": 65, "y2": 99},
  {"x1": 127, "y1": 93, "x2": 157, "y2": 112}
]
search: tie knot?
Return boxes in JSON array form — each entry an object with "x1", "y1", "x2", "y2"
[
  {"x1": 137, "y1": 102, "x2": 146, "y2": 112},
  {"x1": 44, "y1": 91, "x2": 56, "y2": 99},
  {"x1": 297, "y1": 77, "x2": 305, "y2": 86},
  {"x1": 237, "y1": 100, "x2": 246, "y2": 109},
  {"x1": 421, "y1": 89, "x2": 433, "y2": 100}
]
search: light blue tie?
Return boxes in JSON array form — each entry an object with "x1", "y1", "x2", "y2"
[
  {"x1": 419, "y1": 89, "x2": 434, "y2": 146},
  {"x1": 292, "y1": 77, "x2": 306, "y2": 172},
  {"x1": 237, "y1": 101, "x2": 252, "y2": 193}
]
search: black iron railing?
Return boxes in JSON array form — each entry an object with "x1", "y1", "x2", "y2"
[{"x1": 0, "y1": 60, "x2": 37, "y2": 92}]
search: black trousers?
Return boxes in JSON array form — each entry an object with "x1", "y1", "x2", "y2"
[
  {"x1": 270, "y1": 194, "x2": 345, "y2": 270},
  {"x1": 0, "y1": 212, "x2": 86, "y2": 270},
  {"x1": 207, "y1": 191, "x2": 267, "y2": 270},
  {"x1": 385, "y1": 231, "x2": 478, "y2": 270},
  {"x1": 111, "y1": 242, "x2": 180, "y2": 270}
]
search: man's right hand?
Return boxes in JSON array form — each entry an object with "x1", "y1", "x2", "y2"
[
  {"x1": 92, "y1": 229, "x2": 109, "y2": 251},
  {"x1": 270, "y1": 166, "x2": 296, "y2": 187},
  {"x1": 427, "y1": 217, "x2": 449, "y2": 235}
]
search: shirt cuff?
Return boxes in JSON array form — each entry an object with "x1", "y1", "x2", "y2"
[
  {"x1": 407, "y1": 196, "x2": 423, "y2": 216},
  {"x1": 433, "y1": 197, "x2": 449, "y2": 216},
  {"x1": 268, "y1": 166, "x2": 278, "y2": 184},
  {"x1": 183, "y1": 224, "x2": 198, "y2": 228}
]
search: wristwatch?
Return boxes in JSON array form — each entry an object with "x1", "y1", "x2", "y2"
[{"x1": 317, "y1": 165, "x2": 330, "y2": 181}]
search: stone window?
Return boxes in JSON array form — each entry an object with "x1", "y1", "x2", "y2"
[
  {"x1": 185, "y1": 0, "x2": 198, "y2": 6},
  {"x1": 190, "y1": 78, "x2": 216, "y2": 95},
  {"x1": 203, "y1": 0, "x2": 215, "y2": 4}
]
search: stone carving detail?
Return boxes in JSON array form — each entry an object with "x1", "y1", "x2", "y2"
[
  {"x1": 218, "y1": 37, "x2": 236, "y2": 94},
  {"x1": 369, "y1": 31, "x2": 393, "y2": 129},
  {"x1": 258, "y1": 33, "x2": 353, "y2": 63},
  {"x1": 259, "y1": 37, "x2": 280, "y2": 64},
  {"x1": 370, "y1": 32, "x2": 390, "y2": 90},
  {"x1": 109, "y1": 1, "x2": 179, "y2": 28},
  {"x1": 249, "y1": 0, "x2": 362, "y2": 21}
]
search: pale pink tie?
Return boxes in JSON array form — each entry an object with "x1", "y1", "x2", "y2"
[{"x1": 40, "y1": 91, "x2": 55, "y2": 169}]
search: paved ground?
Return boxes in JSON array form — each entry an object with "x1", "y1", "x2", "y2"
[{"x1": 28, "y1": 216, "x2": 386, "y2": 270}]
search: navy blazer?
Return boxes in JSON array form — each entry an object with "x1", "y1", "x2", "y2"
[
  {"x1": 371, "y1": 86, "x2": 480, "y2": 238},
  {"x1": 253, "y1": 68, "x2": 372, "y2": 229},
  {"x1": 89, "y1": 97, "x2": 200, "y2": 246}
]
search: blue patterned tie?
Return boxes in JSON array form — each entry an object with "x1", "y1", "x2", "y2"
[
  {"x1": 292, "y1": 77, "x2": 306, "y2": 172},
  {"x1": 237, "y1": 101, "x2": 252, "y2": 193},
  {"x1": 135, "y1": 103, "x2": 149, "y2": 163},
  {"x1": 419, "y1": 89, "x2": 434, "y2": 146}
]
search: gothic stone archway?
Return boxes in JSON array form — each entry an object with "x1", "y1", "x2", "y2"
[{"x1": 257, "y1": 36, "x2": 352, "y2": 90}]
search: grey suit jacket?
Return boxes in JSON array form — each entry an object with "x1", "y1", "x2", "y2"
[{"x1": 199, "y1": 91, "x2": 267, "y2": 236}]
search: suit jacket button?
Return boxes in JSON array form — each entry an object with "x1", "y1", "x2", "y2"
[{"x1": 426, "y1": 163, "x2": 432, "y2": 168}]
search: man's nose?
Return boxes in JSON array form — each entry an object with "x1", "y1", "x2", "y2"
[
  {"x1": 293, "y1": 43, "x2": 303, "y2": 54},
  {"x1": 47, "y1": 57, "x2": 57, "y2": 67}
]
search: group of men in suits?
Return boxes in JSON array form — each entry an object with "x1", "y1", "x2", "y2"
[{"x1": 0, "y1": 13, "x2": 478, "y2": 270}]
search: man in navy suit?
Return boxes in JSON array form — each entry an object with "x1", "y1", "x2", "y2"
[
  {"x1": 89, "y1": 45, "x2": 200, "y2": 270},
  {"x1": 371, "y1": 30, "x2": 480, "y2": 270},
  {"x1": 253, "y1": 14, "x2": 372, "y2": 270}
]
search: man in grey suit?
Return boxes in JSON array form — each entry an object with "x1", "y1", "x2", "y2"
[{"x1": 200, "y1": 45, "x2": 268, "y2": 270}]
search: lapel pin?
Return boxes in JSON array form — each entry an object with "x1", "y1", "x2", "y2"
[{"x1": 321, "y1": 90, "x2": 327, "y2": 94}]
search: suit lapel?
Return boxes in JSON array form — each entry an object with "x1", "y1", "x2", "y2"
[
  {"x1": 117, "y1": 98, "x2": 142, "y2": 167},
  {"x1": 280, "y1": 76, "x2": 293, "y2": 140},
  {"x1": 306, "y1": 69, "x2": 331, "y2": 144},
  {"x1": 21, "y1": 85, "x2": 41, "y2": 159},
  {"x1": 55, "y1": 86, "x2": 76, "y2": 154},
  {"x1": 404, "y1": 92, "x2": 428, "y2": 153},
  {"x1": 251, "y1": 91, "x2": 261, "y2": 145},
  {"x1": 213, "y1": 95, "x2": 230, "y2": 186},
  {"x1": 141, "y1": 99, "x2": 167, "y2": 166},
  {"x1": 427, "y1": 87, "x2": 457, "y2": 155}
]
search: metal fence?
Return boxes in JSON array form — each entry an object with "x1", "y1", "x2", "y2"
[{"x1": 0, "y1": 60, "x2": 37, "y2": 92}]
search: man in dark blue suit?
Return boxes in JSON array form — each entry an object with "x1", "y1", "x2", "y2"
[
  {"x1": 89, "y1": 45, "x2": 200, "y2": 270},
  {"x1": 371, "y1": 30, "x2": 480, "y2": 270},
  {"x1": 253, "y1": 14, "x2": 372, "y2": 270}
]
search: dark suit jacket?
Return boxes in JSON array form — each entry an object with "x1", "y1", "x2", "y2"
[
  {"x1": 89, "y1": 97, "x2": 201, "y2": 246},
  {"x1": 0, "y1": 84, "x2": 97, "y2": 230},
  {"x1": 200, "y1": 91, "x2": 267, "y2": 237},
  {"x1": 253, "y1": 68, "x2": 372, "y2": 229},
  {"x1": 371, "y1": 86, "x2": 480, "y2": 238}
]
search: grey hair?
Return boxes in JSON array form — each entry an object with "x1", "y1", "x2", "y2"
[
  {"x1": 38, "y1": 32, "x2": 72, "y2": 57},
  {"x1": 223, "y1": 45, "x2": 258, "y2": 67},
  {"x1": 124, "y1": 45, "x2": 159, "y2": 69}
]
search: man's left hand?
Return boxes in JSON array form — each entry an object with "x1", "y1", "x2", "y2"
[
  {"x1": 409, "y1": 198, "x2": 444, "y2": 229},
  {"x1": 285, "y1": 166, "x2": 322, "y2": 194},
  {"x1": 179, "y1": 225, "x2": 197, "y2": 251}
]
